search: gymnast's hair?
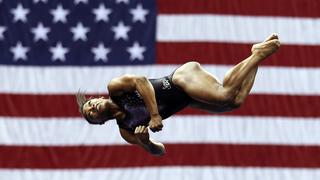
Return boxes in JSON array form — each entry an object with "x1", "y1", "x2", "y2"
[{"x1": 76, "y1": 90, "x2": 94, "y2": 124}]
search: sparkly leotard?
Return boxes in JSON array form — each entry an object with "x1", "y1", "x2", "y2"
[{"x1": 111, "y1": 73, "x2": 191, "y2": 132}]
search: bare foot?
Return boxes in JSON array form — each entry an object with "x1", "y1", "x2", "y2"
[
  {"x1": 251, "y1": 35, "x2": 280, "y2": 59},
  {"x1": 263, "y1": 33, "x2": 278, "y2": 42}
]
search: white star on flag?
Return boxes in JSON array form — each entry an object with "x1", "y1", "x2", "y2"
[
  {"x1": 74, "y1": 0, "x2": 88, "y2": 5},
  {"x1": 130, "y1": 4, "x2": 149, "y2": 23},
  {"x1": 92, "y1": 4, "x2": 112, "y2": 22},
  {"x1": 91, "y1": 43, "x2": 111, "y2": 62},
  {"x1": 10, "y1": 42, "x2": 29, "y2": 61},
  {"x1": 31, "y1": 23, "x2": 50, "y2": 42},
  {"x1": 116, "y1": 0, "x2": 129, "y2": 4},
  {"x1": 111, "y1": 21, "x2": 131, "y2": 40},
  {"x1": 50, "y1": 4, "x2": 70, "y2": 23},
  {"x1": 0, "y1": 26, "x2": 6, "y2": 40},
  {"x1": 127, "y1": 41, "x2": 146, "y2": 61},
  {"x1": 33, "y1": 0, "x2": 47, "y2": 3},
  {"x1": 49, "y1": 42, "x2": 69, "y2": 62},
  {"x1": 70, "y1": 22, "x2": 90, "y2": 41},
  {"x1": 11, "y1": 3, "x2": 30, "y2": 23}
]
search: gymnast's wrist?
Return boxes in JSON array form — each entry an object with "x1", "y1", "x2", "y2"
[{"x1": 150, "y1": 113, "x2": 160, "y2": 118}]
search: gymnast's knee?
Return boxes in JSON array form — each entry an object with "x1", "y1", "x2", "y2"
[
  {"x1": 218, "y1": 88, "x2": 238, "y2": 104},
  {"x1": 229, "y1": 97, "x2": 244, "y2": 109},
  {"x1": 220, "y1": 90, "x2": 243, "y2": 110},
  {"x1": 229, "y1": 101, "x2": 242, "y2": 109}
]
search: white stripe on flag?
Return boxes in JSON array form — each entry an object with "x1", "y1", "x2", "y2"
[
  {"x1": 1, "y1": 167, "x2": 320, "y2": 180},
  {"x1": 1, "y1": 65, "x2": 319, "y2": 95},
  {"x1": 1, "y1": 116, "x2": 320, "y2": 145},
  {"x1": 157, "y1": 15, "x2": 320, "y2": 45}
]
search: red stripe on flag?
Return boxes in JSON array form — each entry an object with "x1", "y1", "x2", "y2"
[
  {"x1": 1, "y1": 144, "x2": 320, "y2": 168},
  {"x1": 1, "y1": 94, "x2": 319, "y2": 117},
  {"x1": 157, "y1": 42, "x2": 320, "y2": 67},
  {"x1": 157, "y1": 0, "x2": 320, "y2": 17},
  {"x1": 2, "y1": 93, "x2": 80, "y2": 117}
]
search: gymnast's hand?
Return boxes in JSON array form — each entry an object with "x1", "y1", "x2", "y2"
[
  {"x1": 149, "y1": 114, "x2": 163, "y2": 132},
  {"x1": 134, "y1": 126, "x2": 150, "y2": 144},
  {"x1": 134, "y1": 126, "x2": 166, "y2": 156}
]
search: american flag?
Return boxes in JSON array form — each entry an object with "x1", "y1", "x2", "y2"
[{"x1": 1, "y1": 0, "x2": 320, "y2": 179}]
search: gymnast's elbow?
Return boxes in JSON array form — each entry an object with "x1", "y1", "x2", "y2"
[{"x1": 147, "y1": 141, "x2": 166, "y2": 157}]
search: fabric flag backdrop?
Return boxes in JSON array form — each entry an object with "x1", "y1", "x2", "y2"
[{"x1": 1, "y1": 0, "x2": 320, "y2": 179}]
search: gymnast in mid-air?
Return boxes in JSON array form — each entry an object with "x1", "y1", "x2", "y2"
[{"x1": 76, "y1": 34, "x2": 280, "y2": 156}]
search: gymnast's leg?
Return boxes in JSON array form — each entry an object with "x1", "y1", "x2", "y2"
[
  {"x1": 172, "y1": 34, "x2": 280, "y2": 110},
  {"x1": 223, "y1": 34, "x2": 279, "y2": 106}
]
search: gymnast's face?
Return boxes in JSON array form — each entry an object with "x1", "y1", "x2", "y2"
[{"x1": 82, "y1": 97, "x2": 114, "y2": 124}]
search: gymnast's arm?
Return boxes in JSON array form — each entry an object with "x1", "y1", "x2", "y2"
[
  {"x1": 119, "y1": 127, "x2": 166, "y2": 156},
  {"x1": 108, "y1": 74, "x2": 163, "y2": 132}
]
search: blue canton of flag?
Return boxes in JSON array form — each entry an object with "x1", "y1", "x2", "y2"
[{"x1": 0, "y1": 0, "x2": 156, "y2": 66}]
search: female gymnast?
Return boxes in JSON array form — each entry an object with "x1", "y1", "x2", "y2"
[{"x1": 76, "y1": 34, "x2": 280, "y2": 156}]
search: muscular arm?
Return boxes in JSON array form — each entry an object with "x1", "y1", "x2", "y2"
[
  {"x1": 119, "y1": 127, "x2": 166, "y2": 156},
  {"x1": 108, "y1": 74, "x2": 163, "y2": 131}
]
